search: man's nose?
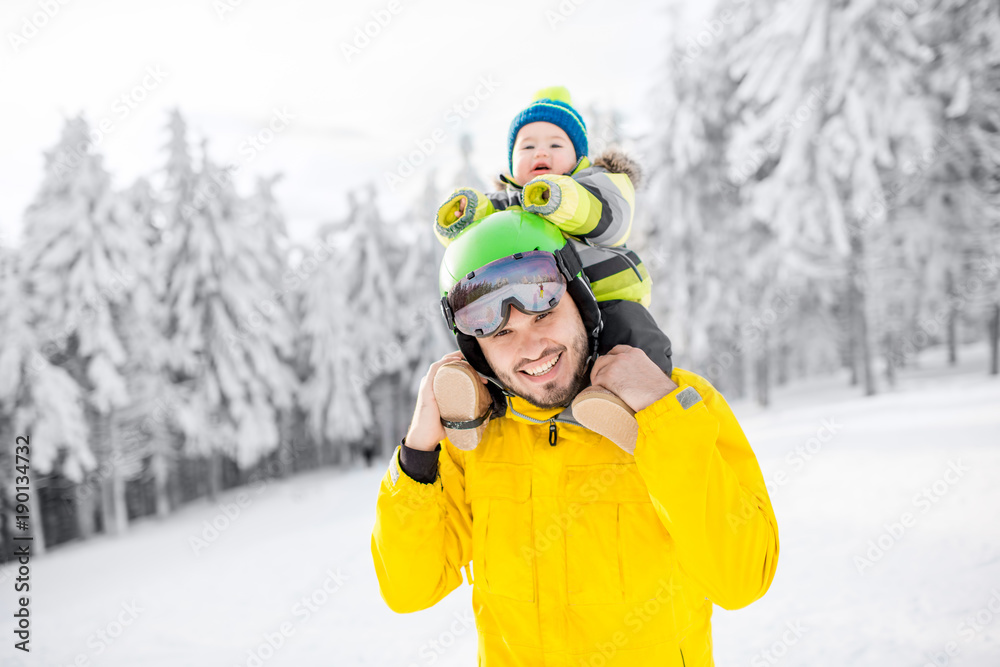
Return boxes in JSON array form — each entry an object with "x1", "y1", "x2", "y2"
[{"x1": 517, "y1": 327, "x2": 551, "y2": 361}]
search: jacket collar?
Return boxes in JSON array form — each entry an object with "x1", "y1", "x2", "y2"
[{"x1": 506, "y1": 395, "x2": 562, "y2": 423}]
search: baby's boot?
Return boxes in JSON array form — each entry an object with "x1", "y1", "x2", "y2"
[
  {"x1": 433, "y1": 361, "x2": 493, "y2": 451},
  {"x1": 571, "y1": 386, "x2": 638, "y2": 454}
]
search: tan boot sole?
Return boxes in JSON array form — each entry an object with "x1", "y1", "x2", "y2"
[
  {"x1": 571, "y1": 387, "x2": 638, "y2": 454},
  {"x1": 433, "y1": 362, "x2": 492, "y2": 451}
]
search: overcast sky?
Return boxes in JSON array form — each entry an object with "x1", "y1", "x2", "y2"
[{"x1": 0, "y1": 0, "x2": 709, "y2": 245}]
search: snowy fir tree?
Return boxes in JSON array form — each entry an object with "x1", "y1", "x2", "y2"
[
  {"x1": 19, "y1": 116, "x2": 152, "y2": 535},
  {"x1": 160, "y1": 116, "x2": 296, "y2": 493},
  {"x1": 0, "y1": 252, "x2": 91, "y2": 553},
  {"x1": 298, "y1": 215, "x2": 374, "y2": 463},
  {"x1": 726, "y1": 0, "x2": 944, "y2": 395}
]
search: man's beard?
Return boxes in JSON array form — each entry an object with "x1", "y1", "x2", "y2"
[{"x1": 489, "y1": 328, "x2": 590, "y2": 409}]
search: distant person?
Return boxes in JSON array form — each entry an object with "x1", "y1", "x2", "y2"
[
  {"x1": 372, "y1": 209, "x2": 779, "y2": 666},
  {"x1": 432, "y1": 86, "x2": 672, "y2": 453}
]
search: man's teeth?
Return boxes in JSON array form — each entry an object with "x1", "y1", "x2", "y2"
[{"x1": 523, "y1": 355, "x2": 559, "y2": 376}]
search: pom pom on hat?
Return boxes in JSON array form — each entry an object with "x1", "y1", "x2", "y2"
[
  {"x1": 507, "y1": 86, "x2": 588, "y2": 178},
  {"x1": 532, "y1": 86, "x2": 573, "y2": 105}
]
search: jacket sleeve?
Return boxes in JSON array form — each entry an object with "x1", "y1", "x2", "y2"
[
  {"x1": 520, "y1": 170, "x2": 635, "y2": 247},
  {"x1": 371, "y1": 442, "x2": 473, "y2": 613},
  {"x1": 632, "y1": 370, "x2": 779, "y2": 610}
]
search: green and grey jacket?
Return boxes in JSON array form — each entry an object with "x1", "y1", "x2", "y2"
[{"x1": 435, "y1": 148, "x2": 652, "y2": 307}]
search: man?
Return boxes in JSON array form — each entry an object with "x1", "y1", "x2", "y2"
[{"x1": 371, "y1": 211, "x2": 779, "y2": 666}]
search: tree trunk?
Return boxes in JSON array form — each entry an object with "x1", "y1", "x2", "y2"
[
  {"x1": 734, "y1": 343, "x2": 746, "y2": 400},
  {"x1": 851, "y1": 236, "x2": 877, "y2": 396},
  {"x1": 846, "y1": 286, "x2": 859, "y2": 386},
  {"x1": 990, "y1": 303, "x2": 999, "y2": 376},
  {"x1": 946, "y1": 269, "x2": 958, "y2": 366},
  {"x1": 151, "y1": 450, "x2": 171, "y2": 519},
  {"x1": 207, "y1": 451, "x2": 224, "y2": 501},
  {"x1": 26, "y1": 475, "x2": 46, "y2": 555},
  {"x1": 884, "y1": 331, "x2": 897, "y2": 388},
  {"x1": 75, "y1": 476, "x2": 98, "y2": 539},
  {"x1": 755, "y1": 330, "x2": 770, "y2": 408},
  {"x1": 276, "y1": 409, "x2": 293, "y2": 479},
  {"x1": 94, "y1": 411, "x2": 128, "y2": 536}
]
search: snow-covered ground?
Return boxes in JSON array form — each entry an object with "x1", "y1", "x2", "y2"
[{"x1": 4, "y1": 344, "x2": 999, "y2": 667}]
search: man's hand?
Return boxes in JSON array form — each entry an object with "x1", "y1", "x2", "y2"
[
  {"x1": 589, "y1": 345, "x2": 678, "y2": 413},
  {"x1": 405, "y1": 351, "x2": 483, "y2": 451}
]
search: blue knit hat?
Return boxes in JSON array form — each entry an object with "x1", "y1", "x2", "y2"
[{"x1": 507, "y1": 86, "x2": 588, "y2": 176}]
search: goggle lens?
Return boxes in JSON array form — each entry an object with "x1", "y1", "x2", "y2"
[{"x1": 448, "y1": 252, "x2": 567, "y2": 337}]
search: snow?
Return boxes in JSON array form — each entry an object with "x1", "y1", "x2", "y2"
[{"x1": 3, "y1": 343, "x2": 999, "y2": 667}]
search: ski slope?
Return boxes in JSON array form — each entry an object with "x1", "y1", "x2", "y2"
[{"x1": 4, "y1": 344, "x2": 999, "y2": 667}]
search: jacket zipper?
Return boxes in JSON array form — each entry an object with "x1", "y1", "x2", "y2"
[{"x1": 504, "y1": 399, "x2": 559, "y2": 446}]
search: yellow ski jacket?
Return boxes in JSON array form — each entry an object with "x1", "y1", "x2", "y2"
[{"x1": 371, "y1": 368, "x2": 779, "y2": 666}]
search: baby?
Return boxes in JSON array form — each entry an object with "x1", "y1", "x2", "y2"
[{"x1": 433, "y1": 86, "x2": 673, "y2": 453}]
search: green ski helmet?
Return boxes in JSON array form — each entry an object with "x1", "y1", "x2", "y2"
[{"x1": 438, "y1": 209, "x2": 603, "y2": 389}]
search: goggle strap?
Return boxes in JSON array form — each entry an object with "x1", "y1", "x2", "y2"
[
  {"x1": 440, "y1": 406, "x2": 492, "y2": 430},
  {"x1": 441, "y1": 295, "x2": 456, "y2": 332},
  {"x1": 555, "y1": 243, "x2": 584, "y2": 282}
]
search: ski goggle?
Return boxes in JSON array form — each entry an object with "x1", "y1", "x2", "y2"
[{"x1": 442, "y1": 251, "x2": 568, "y2": 337}]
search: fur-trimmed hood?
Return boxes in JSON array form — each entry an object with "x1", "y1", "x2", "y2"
[{"x1": 495, "y1": 146, "x2": 643, "y2": 190}]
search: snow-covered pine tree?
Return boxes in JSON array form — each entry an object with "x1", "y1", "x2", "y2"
[
  {"x1": 0, "y1": 252, "x2": 91, "y2": 553},
  {"x1": 20, "y1": 116, "x2": 149, "y2": 536},
  {"x1": 728, "y1": 0, "x2": 939, "y2": 396},
  {"x1": 160, "y1": 116, "x2": 295, "y2": 496},
  {"x1": 397, "y1": 171, "x2": 454, "y2": 399},
  {"x1": 299, "y1": 198, "x2": 374, "y2": 464},
  {"x1": 114, "y1": 178, "x2": 178, "y2": 518},
  {"x1": 245, "y1": 173, "x2": 298, "y2": 475},
  {"x1": 640, "y1": 10, "x2": 754, "y2": 399},
  {"x1": 918, "y1": 0, "x2": 1000, "y2": 373}
]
